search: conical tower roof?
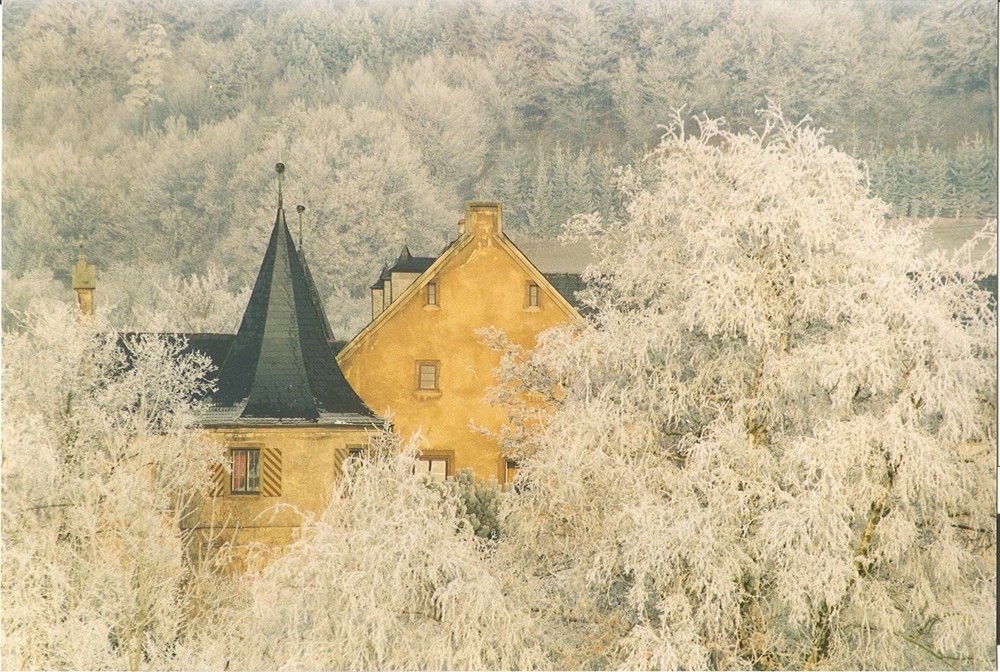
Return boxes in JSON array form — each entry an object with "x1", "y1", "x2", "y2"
[{"x1": 205, "y1": 207, "x2": 377, "y2": 426}]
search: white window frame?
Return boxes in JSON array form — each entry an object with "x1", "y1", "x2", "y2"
[
  {"x1": 231, "y1": 448, "x2": 261, "y2": 494},
  {"x1": 415, "y1": 454, "x2": 451, "y2": 482}
]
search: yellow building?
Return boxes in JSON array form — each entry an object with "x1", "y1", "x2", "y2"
[
  {"x1": 337, "y1": 201, "x2": 583, "y2": 485},
  {"x1": 188, "y1": 196, "x2": 380, "y2": 558},
  {"x1": 85, "y1": 191, "x2": 587, "y2": 558}
]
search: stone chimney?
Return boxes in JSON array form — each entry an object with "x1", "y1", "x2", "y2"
[{"x1": 71, "y1": 237, "x2": 96, "y2": 316}]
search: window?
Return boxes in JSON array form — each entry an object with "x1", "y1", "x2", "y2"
[
  {"x1": 415, "y1": 456, "x2": 449, "y2": 482},
  {"x1": 527, "y1": 283, "x2": 540, "y2": 308},
  {"x1": 504, "y1": 459, "x2": 519, "y2": 484},
  {"x1": 231, "y1": 449, "x2": 260, "y2": 494},
  {"x1": 347, "y1": 445, "x2": 365, "y2": 460},
  {"x1": 416, "y1": 361, "x2": 439, "y2": 391},
  {"x1": 426, "y1": 282, "x2": 438, "y2": 306}
]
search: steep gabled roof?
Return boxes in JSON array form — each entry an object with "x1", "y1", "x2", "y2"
[
  {"x1": 338, "y1": 203, "x2": 585, "y2": 365},
  {"x1": 206, "y1": 207, "x2": 377, "y2": 427}
]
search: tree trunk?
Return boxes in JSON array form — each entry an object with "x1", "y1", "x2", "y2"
[{"x1": 807, "y1": 456, "x2": 896, "y2": 667}]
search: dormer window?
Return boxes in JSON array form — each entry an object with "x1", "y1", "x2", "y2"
[{"x1": 426, "y1": 281, "x2": 438, "y2": 306}]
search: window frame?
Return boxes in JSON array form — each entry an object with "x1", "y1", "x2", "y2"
[
  {"x1": 414, "y1": 451, "x2": 453, "y2": 482},
  {"x1": 504, "y1": 458, "x2": 519, "y2": 483},
  {"x1": 426, "y1": 281, "x2": 438, "y2": 306},
  {"x1": 230, "y1": 448, "x2": 261, "y2": 494},
  {"x1": 415, "y1": 360, "x2": 440, "y2": 391},
  {"x1": 527, "y1": 282, "x2": 540, "y2": 309}
]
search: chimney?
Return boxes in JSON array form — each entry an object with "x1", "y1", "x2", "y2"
[
  {"x1": 465, "y1": 201, "x2": 503, "y2": 240},
  {"x1": 71, "y1": 237, "x2": 97, "y2": 316}
]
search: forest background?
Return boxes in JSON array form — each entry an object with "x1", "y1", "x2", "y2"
[{"x1": 2, "y1": 0, "x2": 996, "y2": 338}]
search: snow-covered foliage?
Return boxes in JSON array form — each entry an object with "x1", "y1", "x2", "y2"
[
  {"x1": 497, "y1": 108, "x2": 997, "y2": 669},
  {"x1": 1, "y1": 303, "x2": 228, "y2": 670},
  {"x1": 99, "y1": 265, "x2": 251, "y2": 334},
  {"x1": 215, "y1": 431, "x2": 546, "y2": 671},
  {"x1": 3, "y1": 0, "x2": 995, "y2": 334}
]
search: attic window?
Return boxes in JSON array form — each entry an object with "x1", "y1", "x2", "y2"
[
  {"x1": 426, "y1": 282, "x2": 438, "y2": 306},
  {"x1": 231, "y1": 449, "x2": 260, "y2": 494},
  {"x1": 527, "y1": 283, "x2": 540, "y2": 308}
]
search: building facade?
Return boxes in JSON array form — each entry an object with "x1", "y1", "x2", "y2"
[
  {"x1": 84, "y1": 195, "x2": 589, "y2": 558},
  {"x1": 187, "y1": 201, "x2": 380, "y2": 559},
  {"x1": 337, "y1": 202, "x2": 583, "y2": 485}
]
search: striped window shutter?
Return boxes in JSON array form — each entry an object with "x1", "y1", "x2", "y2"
[
  {"x1": 211, "y1": 462, "x2": 226, "y2": 497},
  {"x1": 333, "y1": 447, "x2": 349, "y2": 480},
  {"x1": 261, "y1": 448, "x2": 282, "y2": 497}
]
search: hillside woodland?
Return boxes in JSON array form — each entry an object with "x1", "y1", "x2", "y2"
[
  {"x1": 3, "y1": 0, "x2": 997, "y2": 336},
  {"x1": 2, "y1": 2, "x2": 997, "y2": 669},
  {"x1": 4, "y1": 107, "x2": 995, "y2": 670}
]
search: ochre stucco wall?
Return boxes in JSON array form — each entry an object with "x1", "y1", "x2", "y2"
[
  {"x1": 188, "y1": 425, "x2": 373, "y2": 565},
  {"x1": 338, "y1": 205, "x2": 577, "y2": 483}
]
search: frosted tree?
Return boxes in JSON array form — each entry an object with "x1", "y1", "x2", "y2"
[
  {"x1": 100, "y1": 265, "x2": 250, "y2": 334},
  {"x1": 215, "y1": 430, "x2": 547, "y2": 671},
  {"x1": 2, "y1": 302, "x2": 227, "y2": 670},
  {"x1": 917, "y1": 0, "x2": 998, "y2": 142},
  {"x1": 125, "y1": 23, "x2": 170, "y2": 135},
  {"x1": 499, "y1": 108, "x2": 996, "y2": 670}
]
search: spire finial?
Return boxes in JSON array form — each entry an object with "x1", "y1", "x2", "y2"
[
  {"x1": 296, "y1": 204, "x2": 306, "y2": 250},
  {"x1": 275, "y1": 162, "x2": 286, "y2": 209},
  {"x1": 77, "y1": 234, "x2": 86, "y2": 261},
  {"x1": 402, "y1": 222, "x2": 409, "y2": 246}
]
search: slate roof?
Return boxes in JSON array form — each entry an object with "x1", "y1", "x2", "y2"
[
  {"x1": 542, "y1": 273, "x2": 591, "y2": 312},
  {"x1": 114, "y1": 332, "x2": 234, "y2": 399},
  {"x1": 370, "y1": 246, "x2": 437, "y2": 289},
  {"x1": 508, "y1": 234, "x2": 594, "y2": 310},
  {"x1": 366, "y1": 235, "x2": 595, "y2": 312},
  {"x1": 205, "y1": 207, "x2": 378, "y2": 427},
  {"x1": 509, "y1": 234, "x2": 595, "y2": 274}
]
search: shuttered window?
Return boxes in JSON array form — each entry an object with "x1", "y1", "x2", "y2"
[
  {"x1": 231, "y1": 449, "x2": 260, "y2": 493},
  {"x1": 260, "y1": 448, "x2": 282, "y2": 497},
  {"x1": 225, "y1": 447, "x2": 281, "y2": 496}
]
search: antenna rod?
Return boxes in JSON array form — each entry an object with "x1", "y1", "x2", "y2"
[
  {"x1": 296, "y1": 204, "x2": 306, "y2": 251},
  {"x1": 275, "y1": 162, "x2": 286, "y2": 209}
]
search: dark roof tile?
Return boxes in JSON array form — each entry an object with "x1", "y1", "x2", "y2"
[{"x1": 209, "y1": 207, "x2": 377, "y2": 425}]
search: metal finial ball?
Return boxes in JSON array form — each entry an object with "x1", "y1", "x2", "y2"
[
  {"x1": 296, "y1": 204, "x2": 306, "y2": 213},
  {"x1": 275, "y1": 162, "x2": 286, "y2": 174}
]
